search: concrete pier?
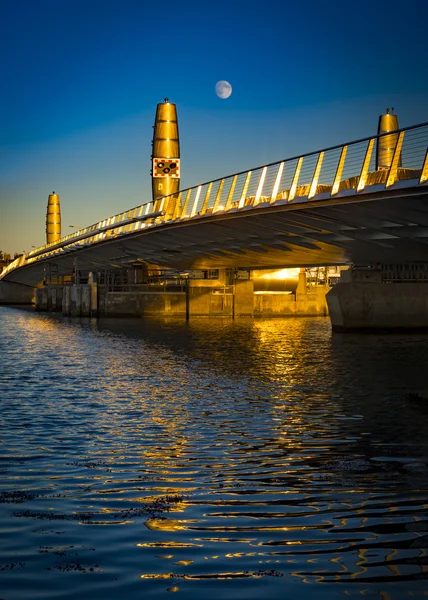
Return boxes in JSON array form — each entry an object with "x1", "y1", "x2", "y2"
[
  {"x1": 35, "y1": 286, "x2": 64, "y2": 312},
  {"x1": 35, "y1": 287, "x2": 48, "y2": 311},
  {"x1": 0, "y1": 281, "x2": 34, "y2": 305},
  {"x1": 62, "y1": 286, "x2": 71, "y2": 315},
  {"x1": 97, "y1": 269, "x2": 328, "y2": 319},
  {"x1": 32, "y1": 269, "x2": 330, "y2": 320},
  {"x1": 327, "y1": 265, "x2": 428, "y2": 331}
]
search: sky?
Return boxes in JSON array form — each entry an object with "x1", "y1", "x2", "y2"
[{"x1": 1, "y1": 0, "x2": 427, "y2": 255}]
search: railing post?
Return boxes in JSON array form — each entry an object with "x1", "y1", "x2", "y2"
[
  {"x1": 181, "y1": 189, "x2": 192, "y2": 218},
  {"x1": 172, "y1": 191, "x2": 183, "y2": 219},
  {"x1": 254, "y1": 167, "x2": 267, "y2": 205},
  {"x1": 190, "y1": 186, "x2": 202, "y2": 217},
  {"x1": 224, "y1": 175, "x2": 238, "y2": 210},
  {"x1": 238, "y1": 171, "x2": 252, "y2": 208},
  {"x1": 357, "y1": 138, "x2": 375, "y2": 192},
  {"x1": 270, "y1": 162, "x2": 284, "y2": 203},
  {"x1": 308, "y1": 152, "x2": 324, "y2": 199},
  {"x1": 289, "y1": 157, "x2": 303, "y2": 201},
  {"x1": 421, "y1": 148, "x2": 428, "y2": 184},
  {"x1": 331, "y1": 146, "x2": 348, "y2": 196},
  {"x1": 212, "y1": 179, "x2": 225, "y2": 211},
  {"x1": 386, "y1": 131, "x2": 405, "y2": 188},
  {"x1": 200, "y1": 182, "x2": 213, "y2": 214}
]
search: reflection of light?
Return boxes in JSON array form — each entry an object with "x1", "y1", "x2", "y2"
[
  {"x1": 137, "y1": 542, "x2": 202, "y2": 548},
  {"x1": 140, "y1": 572, "x2": 257, "y2": 580},
  {"x1": 255, "y1": 268, "x2": 300, "y2": 280},
  {"x1": 145, "y1": 518, "x2": 196, "y2": 531},
  {"x1": 254, "y1": 291, "x2": 292, "y2": 295}
]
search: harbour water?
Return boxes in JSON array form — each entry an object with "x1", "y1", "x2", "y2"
[{"x1": 1, "y1": 306, "x2": 428, "y2": 599}]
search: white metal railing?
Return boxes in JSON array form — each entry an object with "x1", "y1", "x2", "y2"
[{"x1": 2, "y1": 121, "x2": 428, "y2": 279}]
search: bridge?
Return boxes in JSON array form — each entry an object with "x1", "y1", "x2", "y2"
[
  {"x1": 1, "y1": 119, "x2": 428, "y2": 329},
  {"x1": 1, "y1": 120, "x2": 428, "y2": 288}
]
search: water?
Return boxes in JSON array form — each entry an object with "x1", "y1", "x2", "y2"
[{"x1": 1, "y1": 306, "x2": 428, "y2": 600}]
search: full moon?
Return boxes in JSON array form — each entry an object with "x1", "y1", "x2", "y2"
[{"x1": 215, "y1": 80, "x2": 232, "y2": 99}]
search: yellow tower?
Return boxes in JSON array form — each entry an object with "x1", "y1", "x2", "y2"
[
  {"x1": 376, "y1": 108, "x2": 401, "y2": 171},
  {"x1": 151, "y1": 98, "x2": 180, "y2": 214},
  {"x1": 46, "y1": 191, "x2": 61, "y2": 244}
]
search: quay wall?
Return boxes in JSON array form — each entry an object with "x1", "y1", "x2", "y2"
[
  {"x1": 328, "y1": 282, "x2": 428, "y2": 331},
  {"x1": 0, "y1": 281, "x2": 34, "y2": 305},
  {"x1": 33, "y1": 282, "x2": 329, "y2": 319},
  {"x1": 254, "y1": 290, "x2": 328, "y2": 317}
]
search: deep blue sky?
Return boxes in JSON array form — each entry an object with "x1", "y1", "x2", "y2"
[{"x1": 1, "y1": 0, "x2": 427, "y2": 254}]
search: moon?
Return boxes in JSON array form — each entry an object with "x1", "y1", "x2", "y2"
[{"x1": 215, "y1": 80, "x2": 232, "y2": 99}]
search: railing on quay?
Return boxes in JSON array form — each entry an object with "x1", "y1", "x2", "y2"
[{"x1": 2, "y1": 121, "x2": 428, "y2": 279}]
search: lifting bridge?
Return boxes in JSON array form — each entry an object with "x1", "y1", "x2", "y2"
[{"x1": 1, "y1": 121, "x2": 428, "y2": 288}]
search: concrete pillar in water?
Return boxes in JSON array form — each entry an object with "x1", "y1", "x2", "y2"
[
  {"x1": 63, "y1": 286, "x2": 71, "y2": 315},
  {"x1": 70, "y1": 286, "x2": 82, "y2": 317},
  {"x1": 233, "y1": 271, "x2": 254, "y2": 317},
  {"x1": 185, "y1": 278, "x2": 189, "y2": 321},
  {"x1": 327, "y1": 265, "x2": 428, "y2": 331},
  {"x1": 48, "y1": 287, "x2": 57, "y2": 311},
  {"x1": 35, "y1": 287, "x2": 48, "y2": 311},
  {"x1": 81, "y1": 287, "x2": 90, "y2": 317},
  {"x1": 88, "y1": 272, "x2": 98, "y2": 318},
  {"x1": 296, "y1": 268, "x2": 307, "y2": 297}
]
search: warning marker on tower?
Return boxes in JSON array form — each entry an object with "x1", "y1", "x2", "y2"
[{"x1": 153, "y1": 158, "x2": 180, "y2": 178}]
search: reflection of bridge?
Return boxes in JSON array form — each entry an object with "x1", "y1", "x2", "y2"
[{"x1": 1, "y1": 121, "x2": 428, "y2": 289}]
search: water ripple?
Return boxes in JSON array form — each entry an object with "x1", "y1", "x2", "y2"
[{"x1": 1, "y1": 307, "x2": 428, "y2": 599}]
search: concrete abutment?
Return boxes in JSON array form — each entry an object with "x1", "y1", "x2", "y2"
[
  {"x1": 327, "y1": 265, "x2": 428, "y2": 331},
  {"x1": 0, "y1": 281, "x2": 35, "y2": 305}
]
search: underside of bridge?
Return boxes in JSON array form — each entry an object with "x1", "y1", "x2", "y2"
[{"x1": 2, "y1": 185, "x2": 428, "y2": 288}]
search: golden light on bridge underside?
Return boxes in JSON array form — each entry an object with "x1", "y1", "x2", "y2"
[
  {"x1": 252, "y1": 268, "x2": 300, "y2": 294},
  {"x1": 256, "y1": 268, "x2": 300, "y2": 281}
]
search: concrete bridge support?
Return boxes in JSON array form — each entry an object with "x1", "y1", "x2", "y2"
[
  {"x1": 31, "y1": 269, "x2": 330, "y2": 320},
  {"x1": 35, "y1": 286, "x2": 65, "y2": 312},
  {"x1": 66, "y1": 286, "x2": 91, "y2": 317},
  {"x1": 35, "y1": 285, "x2": 91, "y2": 316},
  {"x1": 327, "y1": 266, "x2": 428, "y2": 331},
  {"x1": 233, "y1": 279, "x2": 254, "y2": 317},
  {"x1": 35, "y1": 287, "x2": 48, "y2": 311},
  {"x1": 62, "y1": 286, "x2": 71, "y2": 315},
  {"x1": 0, "y1": 281, "x2": 35, "y2": 305}
]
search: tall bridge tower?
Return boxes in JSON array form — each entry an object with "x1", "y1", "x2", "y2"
[
  {"x1": 151, "y1": 98, "x2": 180, "y2": 213},
  {"x1": 376, "y1": 108, "x2": 401, "y2": 171},
  {"x1": 46, "y1": 191, "x2": 61, "y2": 244}
]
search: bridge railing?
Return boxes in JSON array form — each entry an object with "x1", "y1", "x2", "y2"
[
  {"x1": 157, "y1": 121, "x2": 428, "y2": 220},
  {"x1": 2, "y1": 121, "x2": 428, "y2": 277}
]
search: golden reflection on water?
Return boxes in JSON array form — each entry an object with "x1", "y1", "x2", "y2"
[{"x1": 2, "y1": 309, "x2": 428, "y2": 598}]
